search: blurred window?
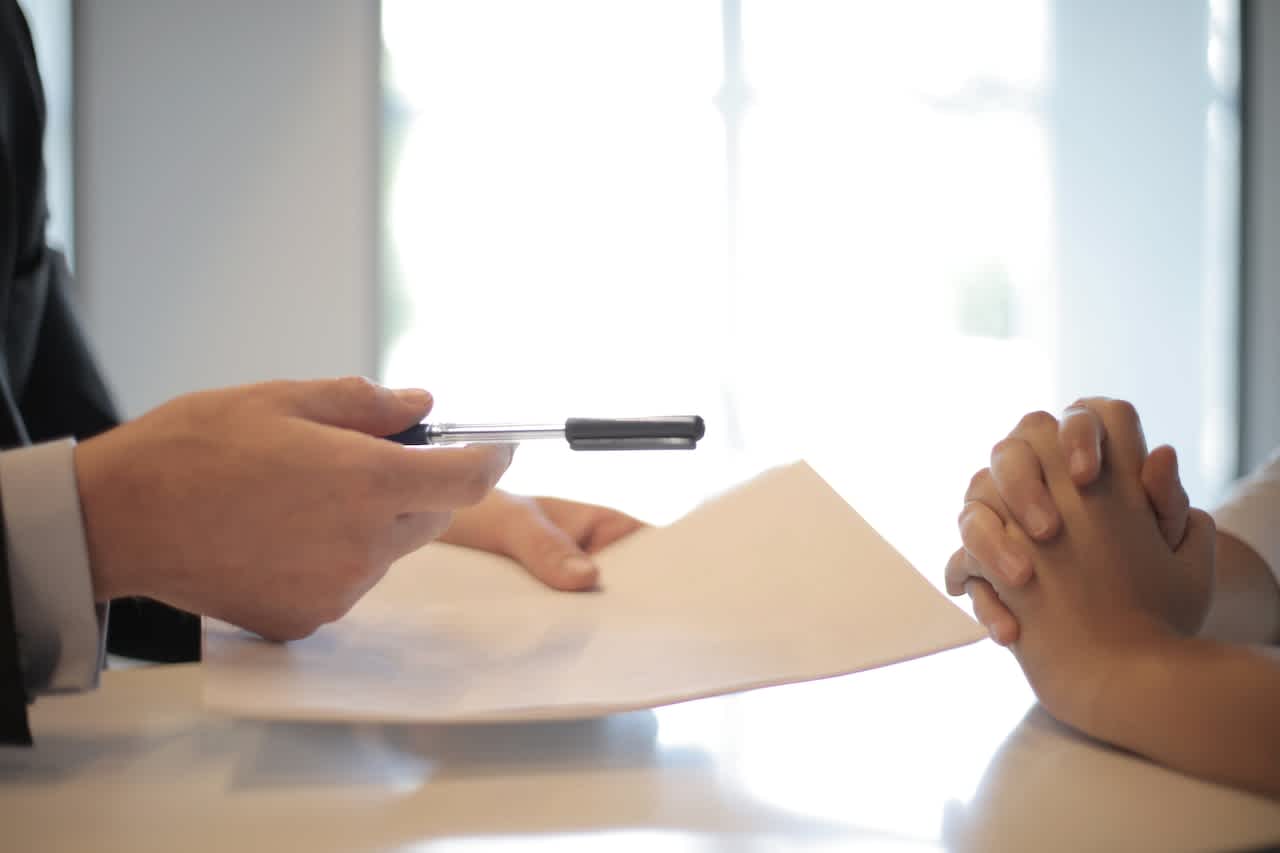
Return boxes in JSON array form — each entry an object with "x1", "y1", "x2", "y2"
[{"x1": 381, "y1": 0, "x2": 1239, "y2": 577}]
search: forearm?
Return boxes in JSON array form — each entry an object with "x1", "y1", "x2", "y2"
[
  {"x1": 1092, "y1": 637, "x2": 1280, "y2": 800},
  {"x1": 1199, "y1": 531, "x2": 1280, "y2": 645}
]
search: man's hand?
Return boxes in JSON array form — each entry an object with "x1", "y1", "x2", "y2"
[
  {"x1": 75, "y1": 377, "x2": 513, "y2": 641},
  {"x1": 441, "y1": 491, "x2": 646, "y2": 589},
  {"x1": 946, "y1": 398, "x2": 1194, "y2": 644}
]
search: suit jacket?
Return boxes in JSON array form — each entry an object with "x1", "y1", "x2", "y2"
[{"x1": 1, "y1": 0, "x2": 196, "y2": 746}]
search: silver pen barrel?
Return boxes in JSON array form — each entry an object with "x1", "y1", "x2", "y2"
[{"x1": 425, "y1": 423, "x2": 565, "y2": 445}]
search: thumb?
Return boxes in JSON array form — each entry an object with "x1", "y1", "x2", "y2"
[
  {"x1": 1142, "y1": 445, "x2": 1190, "y2": 550},
  {"x1": 282, "y1": 377, "x2": 433, "y2": 436},
  {"x1": 1177, "y1": 507, "x2": 1216, "y2": 566},
  {"x1": 503, "y1": 515, "x2": 601, "y2": 592},
  {"x1": 1170, "y1": 507, "x2": 1216, "y2": 635}
]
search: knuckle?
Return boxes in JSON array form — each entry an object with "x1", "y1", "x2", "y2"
[
  {"x1": 250, "y1": 379, "x2": 305, "y2": 413},
  {"x1": 1104, "y1": 399, "x2": 1139, "y2": 428},
  {"x1": 1059, "y1": 407, "x2": 1093, "y2": 437},
  {"x1": 966, "y1": 468, "x2": 993, "y2": 498},
  {"x1": 337, "y1": 375, "x2": 382, "y2": 406},
  {"x1": 990, "y1": 437, "x2": 1016, "y2": 456},
  {"x1": 990, "y1": 437, "x2": 1029, "y2": 465},
  {"x1": 957, "y1": 502, "x2": 988, "y2": 542},
  {"x1": 1016, "y1": 410, "x2": 1058, "y2": 435}
]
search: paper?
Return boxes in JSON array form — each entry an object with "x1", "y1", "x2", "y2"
[{"x1": 202, "y1": 461, "x2": 986, "y2": 722}]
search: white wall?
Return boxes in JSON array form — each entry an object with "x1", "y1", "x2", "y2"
[
  {"x1": 74, "y1": 0, "x2": 379, "y2": 417},
  {"x1": 1047, "y1": 0, "x2": 1237, "y2": 503}
]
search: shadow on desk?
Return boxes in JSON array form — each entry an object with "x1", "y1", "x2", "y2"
[
  {"x1": 223, "y1": 711, "x2": 860, "y2": 843},
  {"x1": 945, "y1": 706, "x2": 1280, "y2": 853},
  {"x1": 227, "y1": 710, "x2": 675, "y2": 790}
]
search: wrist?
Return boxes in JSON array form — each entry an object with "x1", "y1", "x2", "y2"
[
  {"x1": 74, "y1": 434, "x2": 137, "y2": 601},
  {"x1": 1076, "y1": 631, "x2": 1197, "y2": 747}
]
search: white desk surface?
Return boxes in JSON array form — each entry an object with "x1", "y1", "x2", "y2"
[{"x1": 2, "y1": 642, "x2": 1278, "y2": 853}]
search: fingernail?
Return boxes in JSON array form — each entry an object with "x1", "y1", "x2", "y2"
[
  {"x1": 1070, "y1": 449, "x2": 1090, "y2": 479},
  {"x1": 562, "y1": 556, "x2": 597, "y2": 579},
  {"x1": 395, "y1": 388, "x2": 432, "y2": 408},
  {"x1": 999, "y1": 551, "x2": 1028, "y2": 584},
  {"x1": 1024, "y1": 505, "x2": 1052, "y2": 538}
]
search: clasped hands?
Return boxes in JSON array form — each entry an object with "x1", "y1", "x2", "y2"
[{"x1": 945, "y1": 399, "x2": 1215, "y2": 733}]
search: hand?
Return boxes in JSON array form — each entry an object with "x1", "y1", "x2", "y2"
[
  {"x1": 947, "y1": 398, "x2": 1192, "y2": 644},
  {"x1": 972, "y1": 405, "x2": 1215, "y2": 734},
  {"x1": 75, "y1": 377, "x2": 513, "y2": 641},
  {"x1": 441, "y1": 491, "x2": 646, "y2": 589}
]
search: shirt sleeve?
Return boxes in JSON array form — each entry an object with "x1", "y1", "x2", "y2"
[
  {"x1": 1212, "y1": 448, "x2": 1280, "y2": 588},
  {"x1": 0, "y1": 438, "x2": 107, "y2": 694}
]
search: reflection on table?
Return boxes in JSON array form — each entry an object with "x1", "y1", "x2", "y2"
[{"x1": 2, "y1": 643, "x2": 1278, "y2": 852}]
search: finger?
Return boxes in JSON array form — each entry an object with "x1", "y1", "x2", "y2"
[
  {"x1": 1169, "y1": 507, "x2": 1216, "y2": 634},
  {"x1": 499, "y1": 510, "x2": 601, "y2": 591},
  {"x1": 391, "y1": 444, "x2": 515, "y2": 511},
  {"x1": 958, "y1": 500, "x2": 1033, "y2": 586},
  {"x1": 990, "y1": 436, "x2": 1059, "y2": 540},
  {"x1": 1059, "y1": 403, "x2": 1106, "y2": 486},
  {"x1": 534, "y1": 497, "x2": 647, "y2": 552},
  {"x1": 1181, "y1": 507, "x2": 1217, "y2": 559},
  {"x1": 1009, "y1": 409, "x2": 1076, "y2": 496},
  {"x1": 964, "y1": 578, "x2": 1021, "y2": 645},
  {"x1": 581, "y1": 512, "x2": 647, "y2": 552},
  {"x1": 945, "y1": 546, "x2": 977, "y2": 596},
  {"x1": 1072, "y1": 397, "x2": 1147, "y2": 477},
  {"x1": 963, "y1": 467, "x2": 1008, "y2": 515},
  {"x1": 282, "y1": 376, "x2": 434, "y2": 435},
  {"x1": 1142, "y1": 444, "x2": 1190, "y2": 549}
]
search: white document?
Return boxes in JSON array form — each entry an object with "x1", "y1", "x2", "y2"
[{"x1": 203, "y1": 461, "x2": 986, "y2": 722}]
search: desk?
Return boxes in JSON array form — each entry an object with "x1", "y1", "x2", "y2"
[{"x1": 2, "y1": 642, "x2": 1278, "y2": 852}]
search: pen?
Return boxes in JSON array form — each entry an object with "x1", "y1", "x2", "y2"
[{"x1": 386, "y1": 415, "x2": 705, "y2": 450}]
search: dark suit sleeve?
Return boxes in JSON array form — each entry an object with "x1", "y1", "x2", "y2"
[
  {"x1": 0, "y1": 498, "x2": 32, "y2": 745},
  {"x1": 0, "y1": 0, "x2": 197, "y2": 674},
  {"x1": 17, "y1": 255, "x2": 200, "y2": 664},
  {"x1": 16, "y1": 250, "x2": 117, "y2": 445},
  {"x1": 1, "y1": 0, "x2": 197, "y2": 697}
]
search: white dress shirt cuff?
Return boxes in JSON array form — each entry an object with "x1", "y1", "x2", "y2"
[
  {"x1": 0, "y1": 439, "x2": 107, "y2": 695},
  {"x1": 1212, "y1": 449, "x2": 1280, "y2": 589}
]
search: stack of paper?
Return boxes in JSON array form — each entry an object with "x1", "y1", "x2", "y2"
[{"x1": 203, "y1": 462, "x2": 984, "y2": 721}]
